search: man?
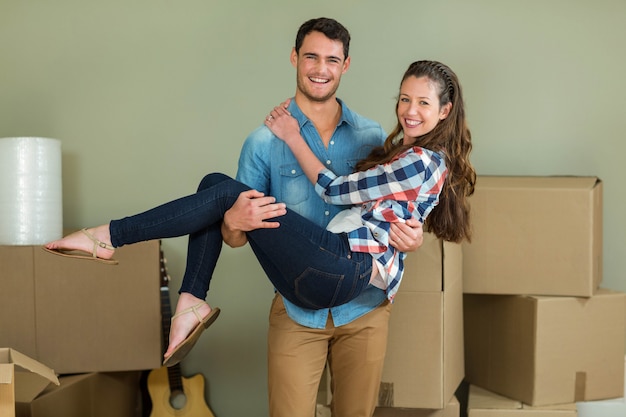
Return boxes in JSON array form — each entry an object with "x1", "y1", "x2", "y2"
[{"x1": 222, "y1": 17, "x2": 423, "y2": 417}]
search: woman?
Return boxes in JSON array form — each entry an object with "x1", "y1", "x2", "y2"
[{"x1": 44, "y1": 60, "x2": 476, "y2": 366}]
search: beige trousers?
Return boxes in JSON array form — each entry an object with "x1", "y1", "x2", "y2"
[{"x1": 267, "y1": 294, "x2": 392, "y2": 417}]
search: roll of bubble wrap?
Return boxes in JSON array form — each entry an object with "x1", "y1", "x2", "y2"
[{"x1": 0, "y1": 137, "x2": 63, "y2": 245}]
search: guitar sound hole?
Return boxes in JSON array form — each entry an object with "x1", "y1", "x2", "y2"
[{"x1": 169, "y1": 388, "x2": 188, "y2": 410}]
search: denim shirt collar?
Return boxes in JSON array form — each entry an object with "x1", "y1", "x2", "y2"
[{"x1": 286, "y1": 97, "x2": 356, "y2": 130}]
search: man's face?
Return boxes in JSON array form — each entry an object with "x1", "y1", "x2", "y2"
[{"x1": 291, "y1": 31, "x2": 350, "y2": 103}]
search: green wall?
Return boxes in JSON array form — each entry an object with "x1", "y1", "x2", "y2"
[{"x1": 2, "y1": 1, "x2": 625, "y2": 415}]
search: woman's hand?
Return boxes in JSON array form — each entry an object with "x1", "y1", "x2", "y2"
[
  {"x1": 264, "y1": 98, "x2": 302, "y2": 145},
  {"x1": 263, "y1": 98, "x2": 325, "y2": 185},
  {"x1": 389, "y1": 218, "x2": 424, "y2": 252}
]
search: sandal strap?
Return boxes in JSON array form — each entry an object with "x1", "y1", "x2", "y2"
[
  {"x1": 81, "y1": 228, "x2": 115, "y2": 258},
  {"x1": 171, "y1": 302, "x2": 207, "y2": 323}
]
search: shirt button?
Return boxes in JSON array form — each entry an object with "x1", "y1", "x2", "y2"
[
  {"x1": 326, "y1": 160, "x2": 331, "y2": 165},
  {"x1": 325, "y1": 211, "x2": 330, "y2": 216},
  {"x1": 330, "y1": 140, "x2": 335, "y2": 145},
  {"x1": 291, "y1": 169, "x2": 296, "y2": 174}
]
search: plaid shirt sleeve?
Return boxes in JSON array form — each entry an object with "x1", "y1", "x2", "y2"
[{"x1": 315, "y1": 146, "x2": 447, "y2": 218}]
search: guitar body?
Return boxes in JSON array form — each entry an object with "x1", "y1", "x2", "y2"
[{"x1": 147, "y1": 366, "x2": 215, "y2": 417}]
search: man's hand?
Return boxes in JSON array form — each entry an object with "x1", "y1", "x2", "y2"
[
  {"x1": 221, "y1": 189, "x2": 287, "y2": 248},
  {"x1": 389, "y1": 218, "x2": 423, "y2": 252}
]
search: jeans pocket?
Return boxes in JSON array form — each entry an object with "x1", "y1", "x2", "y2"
[{"x1": 294, "y1": 267, "x2": 346, "y2": 309}]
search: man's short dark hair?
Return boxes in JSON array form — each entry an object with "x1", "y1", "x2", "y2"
[{"x1": 295, "y1": 17, "x2": 351, "y2": 60}]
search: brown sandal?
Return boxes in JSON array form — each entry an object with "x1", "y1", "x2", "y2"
[
  {"x1": 163, "y1": 302, "x2": 221, "y2": 367},
  {"x1": 41, "y1": 228, "x2": 118, "y2": 265}
]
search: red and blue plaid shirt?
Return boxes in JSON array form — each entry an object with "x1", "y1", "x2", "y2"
[{"x1": 315, "y1": 146, "x2": 447, "y2": 301}]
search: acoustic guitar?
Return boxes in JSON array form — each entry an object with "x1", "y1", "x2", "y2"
[{"x1": 147, "y1": 242, "x2": 216, "y2": 417}]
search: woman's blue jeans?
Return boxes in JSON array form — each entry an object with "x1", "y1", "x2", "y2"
[{"x1": 109, "y1": 173, "x2": 373, "y2": 310}]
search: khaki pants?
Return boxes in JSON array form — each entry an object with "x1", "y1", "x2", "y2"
[{"x1": 267, "y1": 294, "x2": 392, "y2": 417}]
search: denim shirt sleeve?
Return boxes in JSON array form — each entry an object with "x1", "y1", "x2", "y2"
[{"x1": 236, "y1": 126, "x2": 273, "y2": 193}]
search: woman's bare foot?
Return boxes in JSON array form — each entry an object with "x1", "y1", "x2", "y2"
[
  {"x1": 44, "y1": 225, "x2": 115, "y2": 260},
  {"x1": 164, "y1": 292, "x2": 214, "y2": 360}
]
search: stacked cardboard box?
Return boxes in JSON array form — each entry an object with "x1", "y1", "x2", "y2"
[
  {"x1": 0, "y1": 349, "x2": 142, "y2": 417},
  {"x1": 0, "y1": 240, "x2": 162, "y2": 416},
  {"x1": 463, "y1": 176, "x2": 602, "y2": 297},
  {"x1": 0, "y1": 348, "x2": 59, "y2": 417},
  {"x1": 318, "y1": 233, "x2": 464, "y2": 416},
  {"x1": 467, "y1": 385, "x2": 577, "y2": 416},
  {"x1": 462, "y1": 176, "x2": 626, "y2": 410},
  {"x1": 316, "y1": 396, "x2": 460, "y2": 417},
  {"x1": 378, "y1": 233, "x2": 464, "y2": 410}
]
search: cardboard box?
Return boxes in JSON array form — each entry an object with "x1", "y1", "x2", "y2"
[
  {"x1": 0, "y1": 240, "x2": 162, "y2": 373},
  {"x1": 16, "y1": 371, "x2": 142, "y2": 417},
  {"x1": 468, "y1": 385, "x2": 577, "y2": 416},
  {"x1": 462, "y1": 176, "x2": 602, "y2": 297},
  {"x1": 0, "y1": 348, "x2": 59, "y2": 417},
  {"x1": 374, "y1": 396, "x2": 460, "y2": 417},
  {"x1": 576, "y1": 356, "x2": 626, "y2": 417},
  {"x1": 316, "y1": 396, "x2": 460, "y2": 417},
  {"x1": 378, "y1": 233, "x2": 464, "y2": 409},
  {"x1": 316, "y1": 234, "x2": 463, "y2": 410},
  {"x1": 464, "y1": 289, "x2": 626, "y2": 406}
]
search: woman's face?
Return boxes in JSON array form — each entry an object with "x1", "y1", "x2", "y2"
[{"x1": 397, "y1": 75, "x2": 451, "y2": 145}]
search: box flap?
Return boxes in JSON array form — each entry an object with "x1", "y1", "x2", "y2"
[
  {"x1": 0, "y1": 348, "x2": 59, "y2": 402},
  {"x1": 6, "y1": 349, "x2": 59, "y2": 386}
]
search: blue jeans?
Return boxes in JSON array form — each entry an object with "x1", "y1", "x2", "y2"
[{"x1": 109, "y1": 173, "x2": 373, "y2": 310}]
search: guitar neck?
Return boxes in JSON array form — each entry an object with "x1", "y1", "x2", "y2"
[{"x1": 159, "y1": 286, "x2": 173, "y2": 354}]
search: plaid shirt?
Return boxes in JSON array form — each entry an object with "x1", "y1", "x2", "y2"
[{"x1": 315, "y1": 146, "x2": 447, "y2": 301}]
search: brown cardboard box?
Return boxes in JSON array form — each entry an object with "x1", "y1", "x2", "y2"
[
  {"x1": 374, "y1": 396, "x2": 460, "y2": 417},
  {"x1": 467, "y1": 385, "x2": 577, "y2": 416},
  {"x1": 462, "y1": 176, "x2": 602, "y2": 297},
  {"x1": 464, "y1": 289, "x2": 626, "y2": 406},
  {"x1": 0, "y1": 348, "x2": 59, "y2": 417},
  {"x1": 16, "y1": 371, "x2": 142, "y2": 417},
  {"x1": 316, "y1": 396, "x2": 460, "y2": 417},
  {"x1": 0, "y1": 240, "x2": 162, "y2": 374},
  {"x1": 316, "y1": 234, "x2": 463, "y2": 410},
  {"x1": 378, "y1": 233, "x2": 464, "y2": 409}
]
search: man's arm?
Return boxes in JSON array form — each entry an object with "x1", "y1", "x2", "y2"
[{"x1": 221, "y1": 189, "x2": 287, "y2": 248}]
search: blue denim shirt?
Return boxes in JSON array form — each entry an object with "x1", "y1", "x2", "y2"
[{"x1": 236, "y1": 98, "x2": 388, "y2": 328}]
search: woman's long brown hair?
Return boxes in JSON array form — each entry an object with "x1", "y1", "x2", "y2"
[{"x1": 355, "y1": 60, "x2": 476, "y2": 243}]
